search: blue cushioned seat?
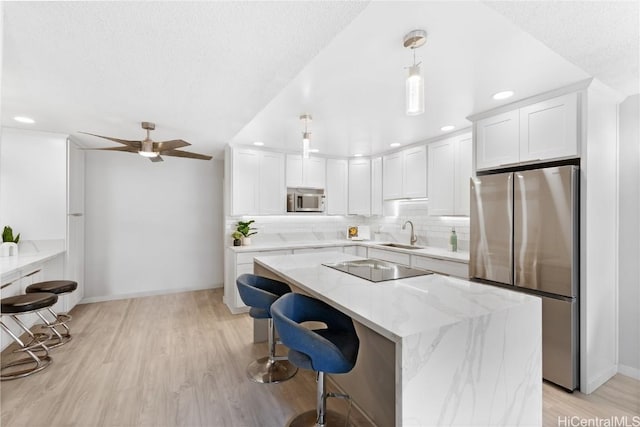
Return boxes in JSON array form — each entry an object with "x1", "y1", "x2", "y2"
[{"x1": 235, "y1": 274, "x2": 297, "y2": 384}]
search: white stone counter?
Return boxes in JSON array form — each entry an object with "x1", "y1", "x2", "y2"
[
  {"x1": 0, "y1": 241, "x2": 65, "y2": 281},
  {"x1": 254, "y1": 251, "x2": 541, "y2": 426}
]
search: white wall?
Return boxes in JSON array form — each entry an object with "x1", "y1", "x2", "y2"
[
  {"x1": 618, "y1": 94, "x2": 640, "y2": 379},
  {"x1": 0, "y1": 128, "x2": 67, "y2": 240},
  {"x1": 84, "y1": 152, "x2": 223, "y2": 301}
]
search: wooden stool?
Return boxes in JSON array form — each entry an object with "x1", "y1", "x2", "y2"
[
  {"x1": 25, "y1": 280, "x2": 77, "y2": 348},
  {"x1": 1, "y1": 292, "x2": 58, "y2": 380}
]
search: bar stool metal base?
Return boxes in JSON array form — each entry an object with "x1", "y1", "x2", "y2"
[
  {"x1": 1, "y1": 354, "x2": 52, "y2": 381},
  {"x1": 246, "y1": 356, "x2": 298, "y2": 384},
  {"x1": 287, "y1": 409, "x2": 346, "y2": 427}
]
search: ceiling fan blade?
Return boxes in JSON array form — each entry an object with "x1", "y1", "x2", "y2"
[
  {"x1": 150, "y1": 155, "x2": 164, "y2": 163},
  {"x1": 79, "y1": 132, "x2": 142, "y2": 148},
  {"x1": 155, "y1": 139, "x2": 191, "y2": 151},
  {"x1": 82, "y1": 146, "x2": 138, "y2": 153},
  {"x1": 161, "y1": 149, "x2": 212, "y2": 160}
]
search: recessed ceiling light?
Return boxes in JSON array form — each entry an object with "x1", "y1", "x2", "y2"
[
  {"x1": 353, "y1": 153, "x2": 363, "y2": 157},
  {"x1": 492, "y1": 90, "x2": 514, "y2": 100},
  {"x1": 14, "y1": 116, "x2": 35, "y2": 124},
  {"x1": 440, "y1": 125, "x2": 455, "y2": 132},
  {"x1": 309, "y1": 148, "x2": 319, "y2": 153},
  {"x1": 390, "y1": 143, "x2": 401, "y2": 148},
  {"x1": 253, "y1": 141, "x2": 264, "y2": 146}
]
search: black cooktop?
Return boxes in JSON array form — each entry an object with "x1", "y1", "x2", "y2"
[{"x1": 322, "y1": 259, "x2": 433, "y2": 283}]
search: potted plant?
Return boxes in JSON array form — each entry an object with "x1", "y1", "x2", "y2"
[
  {"x1": 236, "y1": 220, "x2": 257, "y2": 246},
  {"x1": 1, "y1": 225, "x2": 20, "y2": 257},
  {"x1": 231, "y1": 231, "x2": 243, "y2": 247}
]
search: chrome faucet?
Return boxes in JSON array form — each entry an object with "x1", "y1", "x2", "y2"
[{"x1": 402, "y1": 220, "x2": 417, "y2": 246}]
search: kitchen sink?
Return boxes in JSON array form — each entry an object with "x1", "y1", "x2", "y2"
[{"x1": 379, "y1": 243, "x2": 423, "y2": 250}]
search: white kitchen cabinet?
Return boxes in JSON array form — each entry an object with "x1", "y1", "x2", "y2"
[
  {"x1": 368, "y1": 247, "x2": 410, "y2": 266},
  {"x1": 326, "y1": 159, "x2": 348, "y2": 215},
  {"x1": 411, "y1": 255, "x2": 468, "y2": 279},
  {"x1": 403, "y1": 146, "x2": 427, "y2": 198},
  {"x1": 286, "y1": 155, "x2": 326, "y2": 189},
  {"x1": 343, "y1": 245, "x2": 367, "y2": 257},
  {"x1": 224, "y1": 248, "x2": 292, "y2": 313},
  {"x1": 475, "y1": 110, "x2": 519, "y2": 170},
  {"x1": 371, "y1": 157, "x2": 383, "y2": 216},
  {"x1": 382, "y1": 152, "x2": 403, "y2": 200},
  {"x1": 428, "y1": 133, "x2": 472, "y2": 216},
  {"x1": 348, "y1": 158, "x2": 371, "y2": 215},
  {"x1": 519, "y1": 92, "x2": 578, "y2": 162},
  {"x1": 383, "y1": 146, "x2": 427, "y2": 200},
  {"x1": 66, "y1": 140, "x2": 85, "y2": 309},
  {"x1": 230, "y1": 148, "x2": 285, "y2": 215},
  {"x1": 475, "y1": 93, "x2": 579, "y2": 171}
]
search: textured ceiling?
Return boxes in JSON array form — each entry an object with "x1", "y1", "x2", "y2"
[
  {"x1": 2, "y1": 1, "x2": 636, "y2": 159},
  {"x1": 1, "y1": 1, "x2": 368, "y2": 157},
  {"x1": 484, "y1": 1, "x2": 639, "y2": 97}
]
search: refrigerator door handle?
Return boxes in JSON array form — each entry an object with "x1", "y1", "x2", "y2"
[{"x1": 507, "y1": 173, "x2": 514, "y2": 284}]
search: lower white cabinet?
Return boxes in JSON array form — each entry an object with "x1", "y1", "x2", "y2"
[
  {"x1": 344, "y1": 245, "x2": 368, "y2": 257},
  {"x1": 368, "y1": 248, "x2": 411, "y2": 266},
  {"x1": 224, "y1": 249, "x2": 292, "y2": 313},
  {"x1": 411, "y1": 255, "x2": 468, "y2": 279}
]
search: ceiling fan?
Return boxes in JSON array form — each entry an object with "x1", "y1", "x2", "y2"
[{"x1": 80, "y1": 122, "x2": 212, "y2": 162}]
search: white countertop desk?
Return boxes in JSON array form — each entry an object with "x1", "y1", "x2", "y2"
[{"x1": 254, "y1": 251, "x2": 542, "y2": 426}]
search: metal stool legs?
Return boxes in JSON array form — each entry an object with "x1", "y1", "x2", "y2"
[
  {"x1": 288, "y1": 371, "x2": 352, "y2": 427},
  {"x1": 34, "y1": 306, "x2": 72, "y2": 348},
  {"x1": 1, "y1": 316, "x2": 52, "y2": 381},
  {"x1": 247, "y1": 318, "x2": 298, "y2": 384}
]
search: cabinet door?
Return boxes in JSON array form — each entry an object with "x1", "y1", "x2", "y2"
[
  {"x1": 348, "y1": 158, "x2": 371, "y2": 215},
  {"x1": 475, "y1": 110, "x2": 519, "y2": 170},
  {"x1": 403, "y1": 146, "x2": 427, "y2": 198},
  {"x1": 259, "y1": 151, "x2": 285, "y2": 214},
  {"x1": 286, "y1": 154, "x2": 303, "y2": 188},
  {"x1": 67, "y1": 140, "x2": 85, "y2": 309},
  {"x1": 371, "y1": 157, "x2": 383, "y2": 216},
  {"x1": 326, "y1": 159, "x2": 348, "y2": 215},
  {"x1": 428, "y1": 139, "x2": 455, "y2": 216},
  {"x1": 454, "y1": 134, "x2": 473, "y2": 216},
  {"x1": 519, "y1": 92, "x2": 578, "y2": 162},
  {"x1": 368, "y1": 248, "x2": 411, "y2": 266},
  {"x1": 304, "y1": 156, "x2": 326, "y2": 189},
  {"x1": 383, "y1": 152, "x2": 403, "y2": 200},
  {"x1": 231, "y1": 149, "x2": 259, "y2": 215}
]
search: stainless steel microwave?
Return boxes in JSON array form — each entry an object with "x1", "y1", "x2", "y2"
[{"x1": 287, "y1": 188, "x2": 325, "y2": 212}]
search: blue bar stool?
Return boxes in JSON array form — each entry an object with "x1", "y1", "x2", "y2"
[
  {"x1": 25, "y1": 280, "x2": 77, "y2": 348},
  {"x1": 271, "y1": 293, "x2": 360, "y2": 427},
  {"x1": 236, "y1": 274, "x2": 298, "y2": 384},
  {"x1": 1, "y1": 292, "x2": 58, "y2": 380}
]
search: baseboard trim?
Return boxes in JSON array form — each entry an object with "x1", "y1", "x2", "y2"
[
  {"x1": 79, "y1": 284, "x2": 223, "y2": 304},
  {"x1": 618, "y1": 364, "x2": 640, "y2": 380},
  {"x1": 582, "y1": 365, "x2": 618, "y2": 394}
]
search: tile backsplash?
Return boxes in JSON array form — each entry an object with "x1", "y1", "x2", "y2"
[{"x1": 225, "y1": 199, "x2": 469, "y2": 252}]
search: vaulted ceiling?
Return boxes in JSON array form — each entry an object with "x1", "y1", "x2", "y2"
[{"x1": 2, "y1": 1, "x2": 637, "y2": 159}]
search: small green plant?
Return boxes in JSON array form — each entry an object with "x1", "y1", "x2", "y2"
[
  {"x1": 236, "y1": 220, "x2": 257, "y2": 238},
  {"x1": 2, "y1": 226, "x2": 20, "y2": 243}
]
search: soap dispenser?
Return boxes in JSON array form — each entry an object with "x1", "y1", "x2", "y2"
[{"x1": 449, "y1": 228, "x2": 457, "y2": 252}]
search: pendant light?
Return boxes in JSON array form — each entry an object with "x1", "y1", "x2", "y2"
[
  {"x1": 300, "y1": 114, "x2": 312, "y2": 158},
  {"x1": 403, "y1": 30, "x2": 427, "y2": 116}
]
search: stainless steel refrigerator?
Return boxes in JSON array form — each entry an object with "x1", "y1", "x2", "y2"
[{"x1": 469, "y1": 165, "x2": 579, "y2": 391}]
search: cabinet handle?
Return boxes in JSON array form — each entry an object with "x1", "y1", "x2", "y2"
[
  {"x1": 499, "y1": 161, "x2": 520, "y2": 167},
  {"x1": 68, "y1": 213, "x2": 84, "y2": 217},
  {"x1": 24, "y1": 269, "x2": 42, "y2": 277}
]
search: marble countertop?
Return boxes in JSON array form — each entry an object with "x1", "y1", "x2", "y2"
[
  {"x1": 230, "y1": 239, "x2": 469, "y2": 263},
  {"x1": 254, "y1": 251, "x2": 537, "y2": 343},
  {"x1": 0, "y1": 247, "x2": 65, "y2": 281}
]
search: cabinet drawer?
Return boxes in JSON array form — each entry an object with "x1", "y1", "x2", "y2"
[
  {"x1": 412, "y1": 256, "x2": 468, "y2": 279},
  {"x1": 237, "y1": 250, "x2": 291, "y2": 265},
  {"x1": 368, "y1": 248, "x2": 410, "y2": 266}
]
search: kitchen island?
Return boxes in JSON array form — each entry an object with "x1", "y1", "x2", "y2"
[{"x1": 254, "y1": 251, "x2": 541, "y2": 426}]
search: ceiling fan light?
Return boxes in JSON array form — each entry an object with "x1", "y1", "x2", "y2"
[
  {"x1": 139, "y1": 150, "x2": 159, "y2": 158},
  {"x1": 139, "y1": 139, "x2": 158, "y2": 157}
]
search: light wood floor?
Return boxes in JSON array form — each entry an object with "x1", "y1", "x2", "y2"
[{"x1": 1, "y1": 289, "x2": 638, "y2": 426}]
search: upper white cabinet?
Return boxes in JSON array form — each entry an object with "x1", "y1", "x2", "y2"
[
  {"x1": 231, "y1": 148, "x2": 285, "y2": 215},
  {"x1": 475, "y1": 92, "x2": 579, "y2": 171},
  {"x1": 428, "y1": 133, "x2": 472, "y2": 216},
  {"x1": 371, "y1": 157, "x2": 383, "y2": 216},
  {"x1": 383, "y1": 146, "x2": 427, "y2": 200},
  {"x1": 519, "y1": 93, "x2": 578, "y2": 162},
  {"x1": 286, "y1": 155, "x2": 326, "y2": 189},
  {"x1": 326, "y1": 159, "x2": 348, "y2": 215},
  {"x1": 66, "y1": 140, "x2": 86, "y2": 308},
  {"x1": 348, "y1": 158, "x2": 371, "y2": 215}
]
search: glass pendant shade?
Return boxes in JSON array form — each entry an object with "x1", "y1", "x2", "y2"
[
  {"x1": 406, "y1": 64, "x2": 424, "y2": 115},
  {"x1": 302, "y1": 132, "x2": 310, "y2": 159}
]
